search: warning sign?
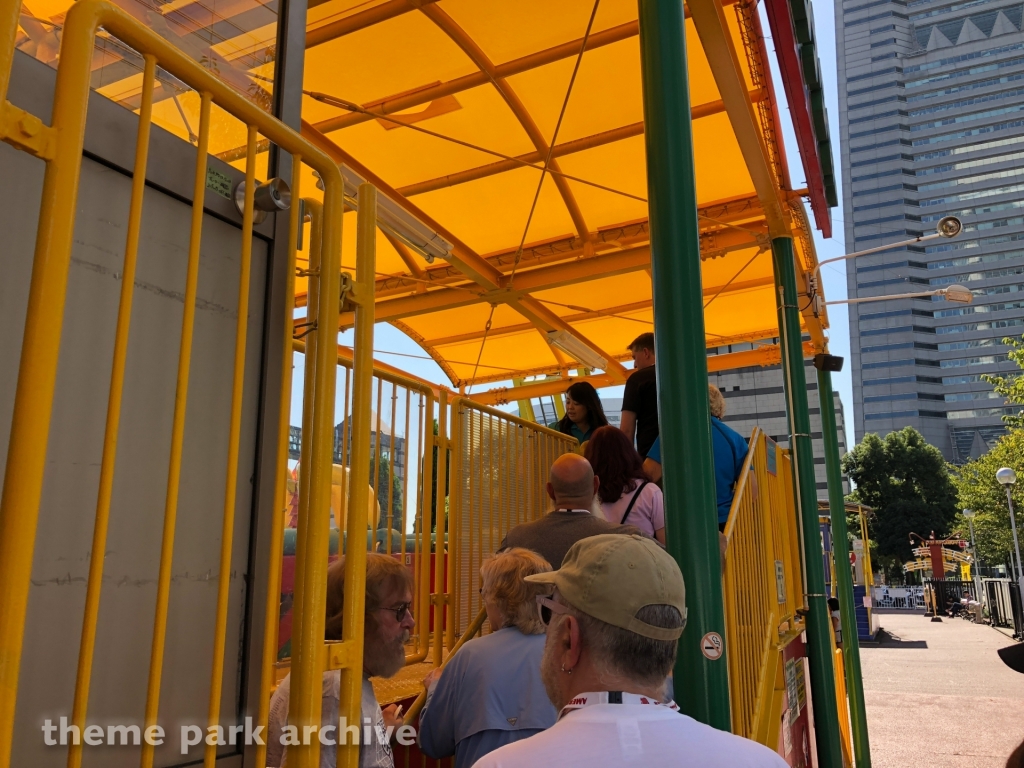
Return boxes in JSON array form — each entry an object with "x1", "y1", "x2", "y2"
[{"x1": 701, "y1": 632, "x2": 724, "y2": 660}]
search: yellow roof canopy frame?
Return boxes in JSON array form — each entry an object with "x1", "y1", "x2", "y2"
[{"x1": 285, "y1": 0, "x2": 833, "y2": 395}]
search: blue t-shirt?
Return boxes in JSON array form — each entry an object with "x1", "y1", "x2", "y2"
[
  {"x1": 647, "y1": 436, "x2": 661, "y2": 464},
  {"x1": 641, "y1": 426, "x2": 747, "y2": 524},
  {"x1": 547, "y1": 420, "x2": 593, "y2": 444},
  {"x1": 711, "y1": 416, "x2": 748, "y2": 524}
]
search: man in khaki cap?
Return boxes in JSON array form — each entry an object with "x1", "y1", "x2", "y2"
[{"x1": 471, "y1": 535, "x2": 788, "y2": 768}]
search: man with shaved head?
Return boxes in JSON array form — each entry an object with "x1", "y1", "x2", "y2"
[{"x1": 499, "y1": 454, "x2": 642, "y2": 569}]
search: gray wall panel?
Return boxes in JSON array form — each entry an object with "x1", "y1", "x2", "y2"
[{"x1": 1, "y1": 145, "x2": 266, "y2": 768}]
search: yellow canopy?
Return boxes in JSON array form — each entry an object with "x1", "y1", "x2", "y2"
[
  {"x1": 290, "y1": 0, "x2": 830, "y2": 388},
  {"x1": 17, "y1": 0, "x2": 832, "y2": 390}
]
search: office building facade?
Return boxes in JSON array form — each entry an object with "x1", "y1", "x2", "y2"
[{"x1": 836, "y1": 0, "x2": 1024, "y2": 461}]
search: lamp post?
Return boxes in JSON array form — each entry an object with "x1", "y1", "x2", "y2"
[
  {"x1": 963, "y1": 509, "x2": 982, "y2": 606},
  {"x1": 996, "y1": 468, "x2": 1023, "y2": 595},
  {"x1": 808, "y1": 216, "x2": 963, "y2": 295}
]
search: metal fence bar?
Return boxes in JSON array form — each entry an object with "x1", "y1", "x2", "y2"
[
  {"x1": 252, "y1": 173, "x2": 303, "y2": 768},
  {"x1": 203, "y1": 123, "x2": 259, "y2": 768},
  {"x1": 328, "y1": 183, "x2": 376, "y2": 768},
  {"x1": 289, "y1": 191, "x2": 328, "y2": 768},
  {"x1": 66, "y1": 52, "x2": 156, "y2": 768},
  {"x1": 433, "y1": 390, "x2": 448, "y2": 666},
  {"x1": 140, "y1": 89, "x2": 212, "y2": 768}
]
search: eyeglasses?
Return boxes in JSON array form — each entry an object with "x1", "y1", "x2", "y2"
[
  {"x1": 378, "y1": 602, "x2": 412, "y2": 623},
  {"x1": 536, "y1": 594, "x2": 569, "y2": 626}
]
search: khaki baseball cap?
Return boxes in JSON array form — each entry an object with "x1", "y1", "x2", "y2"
[{"x1": 524, "y1": 534, "x2": 687, "y2": 641}]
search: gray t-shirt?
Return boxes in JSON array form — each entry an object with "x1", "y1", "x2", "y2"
[{"x1": 266, "y1": 670, "x2": 393, "y2": 768}]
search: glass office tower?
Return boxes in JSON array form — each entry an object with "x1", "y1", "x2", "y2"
[{"x1": 836, "y1": 0, "x2": 1024, "y2": 461}]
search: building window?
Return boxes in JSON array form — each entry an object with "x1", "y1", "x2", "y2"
[
  {"x1": 851, "y1": 124, "x2": 909, "y2": 139},
  {"x1": 865, "y1": 410, "x2": 921, "y2": 419}
]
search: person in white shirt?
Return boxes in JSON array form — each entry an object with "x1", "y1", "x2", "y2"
[
  {"x1": 267, "y1": 553, "x2": 414, "y2": 768},
  {"x1": 471, "y1": 534, "x2": 788, "y2": 768}
]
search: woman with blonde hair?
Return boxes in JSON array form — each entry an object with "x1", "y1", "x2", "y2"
[{"x1": 418, "y1": 548, "x2": 558, "y2": 767}]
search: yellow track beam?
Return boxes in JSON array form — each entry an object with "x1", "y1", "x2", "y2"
[{"x1": 687, "y1": 0, "x2": 789, "y2": 238}]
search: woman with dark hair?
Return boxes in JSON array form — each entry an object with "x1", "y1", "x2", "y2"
[
  {"x1": 552, "y1": 382, "x2": 608, "y2": 445},
  {"x1": 584, "y1": 426, "x2": 665, "y2": 545}
]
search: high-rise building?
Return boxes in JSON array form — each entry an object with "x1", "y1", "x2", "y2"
[{"x1": 835, "y1": 0, "x2": 1024, "y2": 462}]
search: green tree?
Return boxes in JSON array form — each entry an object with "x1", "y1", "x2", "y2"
[
  {"x1": 981, "y1": 334, "x2": 1024, "y2": 428},
  {"x1": 370, "y1": 452, "x2": 403, "y2": 531},
  {"x1": 841, "y1": 427, "x2": 958, "y2": 564},
  {"x1": 953, "y1": 333, "x2": 1024, "y2": 570}
]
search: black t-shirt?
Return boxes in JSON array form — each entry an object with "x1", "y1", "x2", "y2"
[{"x1": 622, "y1": 364, "x2": 659, "y2": 458}]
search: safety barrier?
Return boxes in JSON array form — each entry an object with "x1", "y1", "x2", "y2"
[
  {"x1": 448, "y1": 398, "x2": 578, "y2": 640},
  {"x1": 278, "y1": 338, "x2": 440, "y2": 668},
  {"x1": 722, "y1": 428, "x2": 805, "y2": 744},
  {"x1": 0, "y1": 4, "x2": 372, "y2": 768}
]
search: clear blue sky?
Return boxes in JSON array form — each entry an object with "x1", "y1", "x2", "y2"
[{"x1": 310, "y1": 12, "x2": 855, "y2": 438}]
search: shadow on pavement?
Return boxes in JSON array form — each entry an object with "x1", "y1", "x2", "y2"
[{"x1": 861, "y1": 628, "x2": 928, "y2": 648}]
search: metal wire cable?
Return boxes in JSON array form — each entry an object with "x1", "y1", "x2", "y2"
[
  {"x1": 467, "y1": 303, "x2": 498, "y2": 391},
  {"x1": 507, "y1": 0, "x2": 601, "y2": 288},
  {"x1": 304, "y1": 89, "x2": 647, "y2": 204}
]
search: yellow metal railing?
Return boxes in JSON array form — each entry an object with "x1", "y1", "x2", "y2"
[
  {"x1": 448, "y1": 398, "x2": 577, "y2": 640},
  {"x1": 283, "y1": 338, "x2": 441, "y2": 668},
  {"x1": 0, "y1": 4, "x2": 373, "y2": 768},
  {"x1": 723, "y1": 428, "x2": 806, "y2": 745}
]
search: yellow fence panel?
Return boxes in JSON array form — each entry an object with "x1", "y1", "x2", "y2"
[
  {"x1": 448, "y1": 398, "x2": 578, "y2": 639},
  {"x1": 723, "y1": 428, "x2": 806, "y2": 744},
  {"x1": 0, "y1": 3, "x2": 365, "y2": 767}
]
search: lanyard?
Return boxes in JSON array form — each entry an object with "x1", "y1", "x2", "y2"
[{"x1": 558, "y1": 691, "x2": 679, "y2": 720}]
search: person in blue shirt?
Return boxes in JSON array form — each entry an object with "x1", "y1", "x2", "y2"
[
  {"x1": 640, "y1": 386, "x2": 749, "y2": 532},
  {"x1": 417, "y1": 548, "x2": 558, "y2": 768},
  {"x1": 550, "y1": 382, "x2": 608, "y2": 445}
]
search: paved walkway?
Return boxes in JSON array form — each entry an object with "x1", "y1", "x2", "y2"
[{"x1": 861, "y1": 610, "x2": 1024, "y2": 767}]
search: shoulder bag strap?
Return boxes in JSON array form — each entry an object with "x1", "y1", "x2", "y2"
[{"x1": 620, "y1": 480, "x2": 650, "y2": 525}]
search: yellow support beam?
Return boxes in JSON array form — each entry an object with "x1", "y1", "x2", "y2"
[{"x1": 687, "y1": 0, "x2": 789, "y2": 238}]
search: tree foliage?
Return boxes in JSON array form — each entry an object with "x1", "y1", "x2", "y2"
[
  {"x1": 841, "y1": 427, "x2": 958, "y2": 563},
  {"x1": 370, "y1": 452, "x2": 403, "y2": 530},
  {"x1": 950, "y1": 428, "x2": 1024, "y2": 569},
  {"x1": 953, "y1": 333, "x2": 1024, "y2": 569},
  {"x1": 981, "y1": 334, "x2": 1024, "y2": 428}
]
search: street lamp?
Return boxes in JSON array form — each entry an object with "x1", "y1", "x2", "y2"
[
  {"x1": 963, "y1": 508, "x2": 982, "y2": 605},
  {"x1": 821, "y1": 283, "x2": 973, "y2": 307},
  {"x1": 809, "y1": 216, "x2": 963, "y2": 293},
  {"x1": 996, "y1": 467, "x2": 1023, "y2": 595},
  {"x1": 808, "y1": 216, "x2": 967, "y2": 314}
]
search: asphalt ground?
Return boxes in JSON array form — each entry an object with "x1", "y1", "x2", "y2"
[{"x1": 860, "y1": 609, "x2": 1024, "y2": 767}]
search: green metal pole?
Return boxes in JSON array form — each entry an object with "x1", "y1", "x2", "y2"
[
  {"x1": 817, "y1": 366, "x2": 872, "y2": 768},
  {"x1": 638, "y1": 0, "x2": 731, "y2": 729},
  {"x1": 772, "y1": 237, "x2": 843, "y2": 767}
]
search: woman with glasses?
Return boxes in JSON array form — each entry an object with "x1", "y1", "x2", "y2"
[{"x1": 418, "y1": 549, "x2": 557, "y2": 768}]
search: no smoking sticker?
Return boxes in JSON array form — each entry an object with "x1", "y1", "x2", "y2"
[{"x1": 701, "y1": 632, "x2": 724, "y2": 660}]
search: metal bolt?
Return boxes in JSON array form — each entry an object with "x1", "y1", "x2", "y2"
[{"x1": 18, "y1": 114, "x2": 41, "y2": 138}]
